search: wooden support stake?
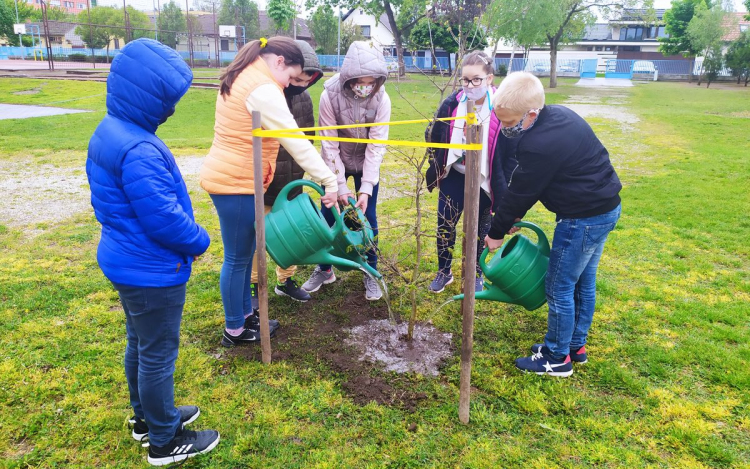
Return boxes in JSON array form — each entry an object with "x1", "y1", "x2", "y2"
[
  {"x1": 252, "y1": 111, "x2": 272, "y2": 364},
  {"x1": 458, "y1": 102, "x2": 482, "y2": 424}
]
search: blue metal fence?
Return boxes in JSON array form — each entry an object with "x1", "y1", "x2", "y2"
[{"x1": 1, "y1": 45, "x2": 737, "y2": 79}]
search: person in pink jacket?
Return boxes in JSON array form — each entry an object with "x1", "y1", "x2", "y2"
[{"x1": 302, "y1": 41, "x2": 391, "y2": 301}]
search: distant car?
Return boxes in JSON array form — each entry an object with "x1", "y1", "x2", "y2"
[{"x1": 633, "y1": 60, "x2": 656, "y2": 73}]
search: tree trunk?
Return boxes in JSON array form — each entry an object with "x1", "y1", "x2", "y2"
[
  {"x1": 744, "y1": 72, "x2": 749, "y2": 86},
  {"x1": 383, "y1": 1, "x2": 406, "y2": 77},
  {"x1": 549, "y1": 37, "x2": 559, "y2": 88},
  {"x1": 508, "y1": 43, "x2": 516, "y2": 73}
]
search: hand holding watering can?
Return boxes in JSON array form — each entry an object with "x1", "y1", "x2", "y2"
[{"x1": 484, "y1": 218, "x2": 522, "y2": 252}]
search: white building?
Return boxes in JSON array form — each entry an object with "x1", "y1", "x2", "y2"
[{"x1": 342, "y1": 8, "x2": 395, "y2": 52}]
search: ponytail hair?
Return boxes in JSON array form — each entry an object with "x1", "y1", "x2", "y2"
[
  {"x1": 220, "y1": 36, "x2": 305, "y2": 97},
  {"x1": 462, "y1": 50, "x2": 494, "y2": 76}
]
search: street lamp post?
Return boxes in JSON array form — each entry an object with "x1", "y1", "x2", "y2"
[{"x1": 13, "y1": 0, "x2": 24, "y2": 59}]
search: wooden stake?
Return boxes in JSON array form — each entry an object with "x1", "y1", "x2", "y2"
[
  {"x1": 458, "y1": 101, "x2": 482, "y2": 424},
  {"x1": 252, "y1": 111, "x2": 272, "y2": 364}
]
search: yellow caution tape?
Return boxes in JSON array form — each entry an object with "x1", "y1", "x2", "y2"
[{"x1": 252, "y1": 113, "x2": 481, "y2": 150}]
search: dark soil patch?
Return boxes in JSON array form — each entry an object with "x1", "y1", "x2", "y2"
[{"x1": 225, "y1": 289, "x2": 444, "y2": 411}]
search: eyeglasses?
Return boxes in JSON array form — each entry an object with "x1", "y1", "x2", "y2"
[{"x1": 460, "y1": 76, "x2": 489, "y2": 87}]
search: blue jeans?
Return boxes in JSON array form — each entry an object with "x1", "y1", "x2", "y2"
[
  {"x1": 437, "y1": 169, "x2": 492, "y2": 275},
  {"x1": 544, "y1": 204, "x2": 621, "y2": 359},
  {"x1": 320, "y1": 172, "x2": 379, "y2": 270},
  {"x1": 210, "y1": 194, "x2": 256, "y2": 329},
  {"x1": 113, "y1": 282, "x2": 185, "y2": 447}
]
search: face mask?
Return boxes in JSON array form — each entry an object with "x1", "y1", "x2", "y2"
[
  {"x1": 285, "y1": 84, "x2": 307, "y2": 97},
  {"x1": 352, "y1": 84, "x2": 375, "y2": 98},
  {"x1": 158, "y1": 106, "x2": 175, "y2": 126},
  {"x1": 501, "y1": 110, "x2": 539, "y2": 138},
  {"x1": 462, "y1": 85, "x2": 488, "y2": 103}
]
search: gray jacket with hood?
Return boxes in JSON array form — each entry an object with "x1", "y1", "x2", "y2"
[{"x1": 319, "y1": 41, "x2": 391, "y2": 196}]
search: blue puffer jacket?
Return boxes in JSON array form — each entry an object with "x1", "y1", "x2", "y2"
[{"x1": 86, "y1": 38, "x2": 210, "y2": 287}]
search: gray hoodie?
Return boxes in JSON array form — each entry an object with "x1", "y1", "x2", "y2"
[{"x1": 318, "y1": 41, "x2": 391, "y2": 196}]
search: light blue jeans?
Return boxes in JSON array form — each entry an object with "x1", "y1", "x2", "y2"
[
  {"x1": 210, "y1": 194, "x2": 256, "y2": 329},
  {"x1": 544, "y1": 204, "x2": 621, "y2": 359}
]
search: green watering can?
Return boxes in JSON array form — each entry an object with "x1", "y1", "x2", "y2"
[
  {"x1": 330, "y1": 197, "x2": 378, "y2": 274},
  {"x1": 454, "y1": 221, "x2": 550, "y2": 311},
  {"x1": 263, "y1": 180, "x2": 382, "y2": 280}
]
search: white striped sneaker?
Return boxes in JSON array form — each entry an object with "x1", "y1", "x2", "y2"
[{"x1": 147, "y1": 427, "x2": 220, "y2": 466}]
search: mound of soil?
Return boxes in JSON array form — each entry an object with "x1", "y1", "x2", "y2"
[{"x1": 226, "y1": 290, "x2": 452, "y2": 410}]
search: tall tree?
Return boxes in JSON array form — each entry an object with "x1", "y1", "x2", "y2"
[
  {"x1": 74, "y1": 7, "x2": 119, "y2": 60},
  {"x1": 307, "y1": 0, "x2": 428, "y2": 76},
  {"x1": 725, "y1": 31, "x2": 750, "y2": 85},
  {"x1": 428, "y1": 0, "x2": 490, "y2": 68},
  {"x1": 218, "y1": 0, "x2": 259, "y2": 42},
  {"x1": 481, "y1": 0, "x2": 551, "y2": 71},
  {"x1": 127, "y1": 6, "x2": 156, "y2": 40},
  {"x1": 408, "y1": 18, "x2": 487, "y2": 73},
  {"x1": 687, "y1": 1, "x2": 734, "y2": 86},
  {"x1": 659, "y1": 0, "x2": 712, "y2": 57},
  {"x1": 267, "y1": 0, "x2": 296, "y2": 33},
  {"x1": 309, "y1": 4, "x2": 337, "y2": 53},
  {"x1": 158, "y1": 0, "x2": 187, "y2": 49}
]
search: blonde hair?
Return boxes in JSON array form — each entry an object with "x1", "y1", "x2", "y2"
[{"x1": 491, "y1": 72, "x2": 545, "y2": 114}]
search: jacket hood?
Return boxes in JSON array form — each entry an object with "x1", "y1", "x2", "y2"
[
  {"x1": 106, "y1": 38, "x2": 192, "y2": 133},
  {"x1": 296, "y1": 40, "x2": 323, "y2": 88},
  {"x1": 338, "y1": 41, "x2": 387, "y2": 91}
]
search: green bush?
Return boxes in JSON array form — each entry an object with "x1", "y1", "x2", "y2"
[{"x1": 497, "y1": 64, "x2": 508, "y2": 77}]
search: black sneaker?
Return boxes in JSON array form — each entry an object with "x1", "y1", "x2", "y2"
[
  {"x1": 147, "y1": 427, "x2": 220, "y2": 466},
  {"x1": 244, "y1": 309, "x2": 280, "y2": 336},
  {"x1": 130, "y1": 405, "x2": 201, "y2": 443},
  {"x1": 275, "y1": 277, "x2": 311, "y2": 302},
  {"x1": 221, "y1": 327, "x2": 261, "y2": 347}
]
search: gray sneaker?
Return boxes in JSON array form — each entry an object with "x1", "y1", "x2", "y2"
[
  {"x1": 428, "y1": 271, "x2": 453, "y2": 293},
  {"x1": 302, "y1": 267, "x2": 336, "y2": 293},
  {"x1": 364, "y1": 275, "x2": 382, "y2": 301}
]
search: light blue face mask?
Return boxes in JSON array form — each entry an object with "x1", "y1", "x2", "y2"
[{"x1": 461, "y1": 89, "x2": 493, "y2": 111}]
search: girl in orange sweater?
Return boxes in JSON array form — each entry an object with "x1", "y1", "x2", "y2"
[{"x1": 200, "y1": 37, "x2": 338, "y2": 347}]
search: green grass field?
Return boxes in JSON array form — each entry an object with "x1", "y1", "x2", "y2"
[{"x1": 0, "y1": 74, "x2": 749, "y2": 468}]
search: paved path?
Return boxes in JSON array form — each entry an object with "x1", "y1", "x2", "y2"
[
  {"x1": 575, "y1": 77, "x2": 634, "y2": 87},
  {"x1": 0, "y1": 103, "x2": 90, "y2": 120}
]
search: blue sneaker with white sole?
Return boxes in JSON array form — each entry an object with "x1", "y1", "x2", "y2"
[
  {"x1": 515, "y1": 347, "x2": 573, "y2": 377},
  {"x1": 531, "y1": 343, "x2": 588, "y2": 364}
]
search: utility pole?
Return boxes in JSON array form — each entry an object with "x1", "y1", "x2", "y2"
[
  {"x1": 40, "y1": 0, "x2": 54, "y2": 70},
  {"x1": 123, "y1": 0, "x2": 131, "y2": 43},
  {"x1": 185, "y1": 0, "x2": 194, "y2": 67},
  {"x1": 87, "y1": 0, "x2": 94, "y2": 68},
  {"x1": 152, "y1": 0, "x2": 158, "y2": 41}
]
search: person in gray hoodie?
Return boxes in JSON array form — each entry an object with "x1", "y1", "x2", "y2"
[
  {"x1": 302, "y1": 41, "x2": 391, "y2": 301},
  {"x1": 250, "y1": 40, "x2": 324, "y2": 306}
]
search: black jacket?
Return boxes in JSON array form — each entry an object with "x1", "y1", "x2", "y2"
[
  {"x1": 425, "y1": 90, "x2": 518, "y2": 212},
  {"x1": 488, "y1": 105, "x2": 622, "y2": 238},
  {"x1": 263, "y1": 91, "x2": 315, "y2": 206}
]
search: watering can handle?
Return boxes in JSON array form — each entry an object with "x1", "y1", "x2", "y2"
[
  {"x1": 272, "y1": 179, "x2": 324, "y2": 213},
  {"x1": 514, "y1": 221, "x2": 550, "y2": 257},
  {"x1": 271, "y1": 179, "x2": 344, "y2": 240}
]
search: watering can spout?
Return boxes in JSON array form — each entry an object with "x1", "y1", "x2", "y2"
[
  {"x1": 452, "y1": 285, "x2": 513, "y2": 303},
  {"x1": 311, "y1": 253, "x2": 383, "y2": 280}
]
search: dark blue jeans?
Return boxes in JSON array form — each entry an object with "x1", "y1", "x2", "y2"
[
  {"x1": 113, "y1": 282, "x2": 185, "y2": 447},
  {"x1": 210, "y1": 194, "x2": 256, "y2": 330},
  {"x1": 544, "y1": 204, "x2": 621, "y2": 359},
  {"x1": 437, "y1": 169, "x2": 492, "y2": 275},
  {"x1": 320, "y1": 172, "x2": 379, "y2": 270}
]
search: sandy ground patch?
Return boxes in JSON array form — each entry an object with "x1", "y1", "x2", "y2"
[{"x1": 0, "y1": 155, "x2": 206, "y2": 232}]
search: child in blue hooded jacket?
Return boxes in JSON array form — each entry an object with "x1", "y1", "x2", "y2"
[{"x1": 86, "y1": 38, "x2": 219, "y2": 466}]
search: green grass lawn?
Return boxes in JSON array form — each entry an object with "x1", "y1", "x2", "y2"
[{"x1": 0, "y1": 75, "x2": 749, "y2": 468}]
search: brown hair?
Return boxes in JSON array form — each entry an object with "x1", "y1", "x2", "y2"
[
  {"x1": 220, "y1": 36, "x2": 304, "y2": 97},
  {"x1": 462, "y1": 50, "x2": 494, "y2": 76}
]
